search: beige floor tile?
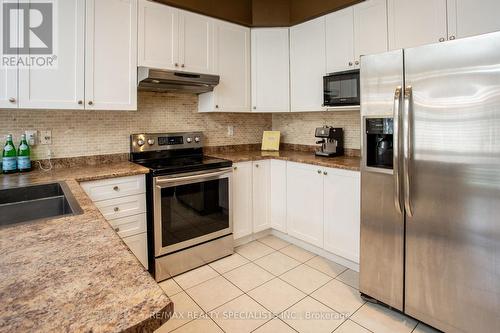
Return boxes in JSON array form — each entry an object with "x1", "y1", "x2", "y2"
[
  {"x1": 254, "y1": 251, "x2": 301, "y2": 276},
  {"x1": 351, "y1": 303, "x2": 418, "y2": 333},
  {"x1": 248, "y1": 278, "x2": 306, "y2": 315},
  {"x1": 253, "y1": 318, "x2": 297, "y2": 333},
  {"x1": 209, "y1": 253, "x2": 249, "y2": 274},
  {"x1": 413, "y1": 322, "x2": 441, "y2": 333},
  {"x1": 170, "y1": 318, "x2": 223, "y2": 333},
  {"x1": 236, "y1": 241, "x2": 275, "y2": 261},
  {"x1": 311, "y1": 279, "x2": 364, "y2": 316},
  {"x1": 280, "y1": 264, "x2": 331, "y2": 294},
  {"x1": 155, "y1": 292, "x2": 204, "y2": 333},
  {"x1": 223, "y1": 262, "x2": 274, "y2": 292},
  {"x1": 158, "y1": 279, "x2": 183, "y2": 296},
  {"x1": 334, "y1": 319, "x2": 371, "y2": 333},
  {"x1": 337, "y1": 269, "x2": 360, "y2": 290},
  {"x1": 173, "y1": 265, "x2": 219, "y2": 290},
  {"x1": 280, "y1": 245, "x2": 316, "y2": 262},
  {"x1": 209, "y1": 294, "x2": 273, "y2": 333},
  {"x1": 257, "y1": 235, "x2": 290, "y2": 250},
  {"x1": 305, "y1": 256, "x2": 348, "y2": 278},
  {"x1": 186, "y1": 276, "x2": 243, "y2": 311},
  {"x1": 280, "y1": 296, "x2": 345, "y2": 333}
]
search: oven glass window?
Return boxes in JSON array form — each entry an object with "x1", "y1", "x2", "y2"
[{"x1": 160, "y1": 178, "x2": 229, "y2": 247}]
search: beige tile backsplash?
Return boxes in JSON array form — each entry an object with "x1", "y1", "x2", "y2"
[
  {"x1": 272, "y1": 111, "x2": 361, "y2": 149},
  {"x1": 0, "y1": 92, "x2": 361, "y2": 159}
]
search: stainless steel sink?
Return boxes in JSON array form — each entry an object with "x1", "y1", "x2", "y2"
[{"x1": 0, "y1": 182, "x2": 83, "y2": 227}]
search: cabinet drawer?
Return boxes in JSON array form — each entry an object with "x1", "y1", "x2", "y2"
[
  {"x1": 95, "y1": 194, "x2": 146, "y2": 220},
  {"x1": 123, "y1": 232, "x2": 148, "y2": 269},
  {"x1": 109, "y1": 213, "x2": 147, "y2": 238},
  {"x1": 81, "y1": 175, "x2": 145, "y2": 201}
]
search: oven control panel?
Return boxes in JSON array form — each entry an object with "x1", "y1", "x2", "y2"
[{"x1": 130, "y1": 132, "x2": 203, "y2": 152}]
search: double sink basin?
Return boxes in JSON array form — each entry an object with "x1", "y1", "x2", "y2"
[{"x1": 0, "y1": 182, "x2": 83, "y2": 227}]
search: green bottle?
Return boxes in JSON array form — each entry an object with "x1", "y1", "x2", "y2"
[
  {"x1": 2, "y1": 134, "x2": 17, "y2": 174},
  {"x1": 17, "y1": 134, "x2": 31, "y2": 172}
]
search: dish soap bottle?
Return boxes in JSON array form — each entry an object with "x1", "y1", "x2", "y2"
[
  {"x1": 17, "y1": 134, "x2": 31, "y2": 172},
  {"x1": 2, "y1": 134, "x2": 17, "y2": 174}
]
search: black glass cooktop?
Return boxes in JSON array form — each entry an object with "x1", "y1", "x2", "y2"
[{"x1": 134, "y1": 156, "x2": 232, "y2": 176}]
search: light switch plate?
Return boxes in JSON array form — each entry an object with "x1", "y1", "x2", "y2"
[
  {"x1": 40, "y1": 130, "x2": 52, "y2": 145},
  {"x1": 227, "y1": 126, "x2": 234, "y2": 137},
  {"x1": 25, "y1": 130, "x2": 37, "y2": 146}
]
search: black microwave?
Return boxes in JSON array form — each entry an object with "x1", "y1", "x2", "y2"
[{"x1": 323, "y1": 69, "x2": 360, "y2": 107}]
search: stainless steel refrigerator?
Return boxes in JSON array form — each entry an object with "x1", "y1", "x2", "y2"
[{"x1": 359, "y1": 31, "x2": 500, "y2": 333}]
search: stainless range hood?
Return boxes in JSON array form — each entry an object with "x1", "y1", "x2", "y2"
[{"x1": 137, "y1": 67, "x2": 220, "y2": 94}]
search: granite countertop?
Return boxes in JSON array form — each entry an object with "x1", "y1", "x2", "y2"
[
  {"x1": 207, "y1": 150, "x2": 361, "y2": 171},
  {"x1": 0, "y1": 162, "x2": 173, "y2": 333}
]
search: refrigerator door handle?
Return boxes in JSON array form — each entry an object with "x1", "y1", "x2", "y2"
[
  {"x1": 393, "y1": 87, "x2": 403, "y2": 214},
  {"x1": 403, "y1": 86, "x2": 414, "y2": 217}
]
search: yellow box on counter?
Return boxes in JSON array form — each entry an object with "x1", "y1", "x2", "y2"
[{"x1": 261, "y1": 131, "x2": 280, "y2": 151}]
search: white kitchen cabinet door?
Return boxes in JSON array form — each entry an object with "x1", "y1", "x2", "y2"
[
  {"x1": 17, "y1": 0, "x2": 85, "y2": 110},
  {"x1": 123, "y1": 232, "x2": 148, "y2": 269},
  {"x1": 232, "y1": 162, "x2": 253, "y2": 239},
  {"x1": 270, "y1": 159, "x2": 287, "y2": 233},
  {"x1": 290, "y1": 17, "x2": 327, "y2": 112},
  {"x1": 138, "y1": 0, "x2": 178, "y2": 70},
  {"x1": 199, "y1": 21, "x2": 250, "y2": 112},
  {"x1": 0, "y1": 2, "x2": 18, "y2": 109},
  {"x1": 178, "y1": 10, "x2": 214, "y2": 74},
  {"x1": 388, "y1": 0, "x2": 448, "y2": 50},
  {"x1": 325, "y1": 7, "x2": 355, "y2": 73},
  {"x1": 286, "y1": 162, "x2": 324, "y2": 247},
  {"x1": 85, "y1": 0, "x2": 137, "y2": 110},
  {"x1": 354, "y1": 0, "x2": 388, "y2": 64},
  {"x1": 251, "y1": 28, "x2": 290, "y2": 112},
  {"x1": 323, "y1": 168, "x2": 361, "y2": 263},
  {"x1": 252, "y1": 160, "x2": 271, "y2": 233},
  {"x1": 447, "y1": 0, "x2": 500, "y2": 40}
]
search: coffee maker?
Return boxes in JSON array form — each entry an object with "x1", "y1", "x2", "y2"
[{"x1": 315, "y1": 126, "x2": 344, "y2": 157}]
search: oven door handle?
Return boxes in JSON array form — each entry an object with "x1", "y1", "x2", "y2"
[{"x1": 155, "y1": 168, "x2": 232, "y2": 187}]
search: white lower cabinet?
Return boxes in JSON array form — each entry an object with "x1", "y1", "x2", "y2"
[
  {"x1": 270, "y1": 160, "x2": 287, "y2": 233},
  {"x1": 252, "y1": 160, "x2": 271, "y2": 232},
  {"x1": 81, "y1": 175, "x2": 148, "y2": 269},
  {"x1": 323, "y1": 167, "x2": 361, "y2": 263},
  {"x1": 232, "y1": 162, "x2": 253, "y2": 239},
  {"x1": 286, "y1": 162, "x2": 324, "y2": 248}
]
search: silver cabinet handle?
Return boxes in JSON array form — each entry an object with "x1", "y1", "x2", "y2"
[
  {"x1": 181, "y1": 64, "x2": 185, "y2": 68},
  {"x1": 255, "y1": 164, "x2": 259, "y2": 168},
  {"x1": 253, "y1": 106, "x2": 256, "y2": 110},
  {"x1": 113, "y1": 207, "x2": 120, "y2": 212},
  {"x1": 88, "y1": 101, "x2": 93, "y2": 105},
  {"x1": 317, "y1": 169, "x2": 322, "y2": 174},
  {"x1": 8, "y1": 97, "x2": 16, "y2": 103},
  {"x1": 403, "y1": 86, "x2": 413, "y2": 217},
  {"x1": 393, "y1": 87, "x2": 403, "y2": 214},
  {"x1": 175, "y1": 63, "x2": 179, "y2": 67},
  {"x1": 348, "y1": 61, "x2": 353, "y2": 66},
  {"x1": 114, "y1": 227, "x2": 120, "y2": 232},
  {"x1": 449, "y1": 35, "x2": 456, "y2": 40},
  {"x1": 233, "y1": 166, "x2": 237, "y2": 170},
  {"x1": 439, "y1": 37, "x2": 445, "y2": 42},
  {"x1": 215, "y1": 105, "x2": 219, "y2": 109},
  {"x1": 78, "y1": 100, "x2": 83, "y2": 105},
  {"x1": 323, "y1": 171, "x2": 328, "y2": 175},
  {"x1": 113, "y1": 186, "x2": 119, "y2": 191},
  {"x1": 354, "y1": 60, "x2": 359, "y2": 65}
]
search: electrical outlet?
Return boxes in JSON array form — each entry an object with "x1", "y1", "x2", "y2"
[
  {"x1": 40, "y1": 130, "x2": 52, "y2": 145},
  {"x1": 25, "y1": 130, "x2": 37, "y2": 146},
  {"x1": 227, "y1": 126, "x2": 234, "y2": 137}
]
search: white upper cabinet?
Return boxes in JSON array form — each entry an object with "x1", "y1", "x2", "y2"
[
  {"x1": 323, "y1": 167, "x2": 361, "y2": 263},
  {"x1": 252, "y1": 160, "x2": 271, "y2": 233},
  {"x1": 353, "y1": 0, "x2": 388, "y2": 63},
  {"x1": 447, "y1": 0, "x2": 500, "y2": 40},
  {"x1": 85, "y1": 0, "x2": 137, "y2": 110},
  {"x1": 325, "y1": 7, "x2": 354, "y2": 73},
  {"x1": 138, "y1": 0, "x2": 178, "y2": 70},
  {"x1": 251, "y1": 28, "x2": 290, "y2": 113},
  {"x1": 199, "y1": 20, "x2": 251, "y2": 112},
  {"x1": 0, "y1": 1, "x2": 18, "y2": 109},
  {"x1": 290, "y1": 17, "x2": 326, "y2": 112},
  {"x1": 138, "y1": 1, "x2": 213, "y2": 74},
  {"x1": 178, "y1": 10, "x2": 214, "y2": 74},
  {"x1": 18, "y1": 0, "x2": 85, "y2": 110},
  {"x1": 388, "y1": 0, "x2": 448, "y2": 50},
  {"x1": 233, "y1": 162, "x2": 253, "y2": 240},
  {"x1": 286, "y1": 162, "x2": 324, "y2": 247}
]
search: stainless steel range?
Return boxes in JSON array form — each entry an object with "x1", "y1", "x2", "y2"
[{"x1": 130, "y1": 132, "x2": 234, "y2": 282}]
